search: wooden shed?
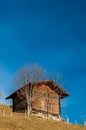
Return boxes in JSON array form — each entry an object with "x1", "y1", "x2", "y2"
[{"x1": 6, "y1": 80, "x2": 69, "y2": 117}]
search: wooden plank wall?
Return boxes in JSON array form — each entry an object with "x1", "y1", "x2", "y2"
[{"x1": 12, "y1": 84, "x2": 60, "y2": 115}]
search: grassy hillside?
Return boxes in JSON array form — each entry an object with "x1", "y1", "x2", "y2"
[{"x1": 0, "y1": 104, "x2": 86, "y2": 130}]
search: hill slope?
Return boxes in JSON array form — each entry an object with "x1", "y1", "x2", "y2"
[{"x1": 0, "y1": 104, "x2": 86, "y2": 130}]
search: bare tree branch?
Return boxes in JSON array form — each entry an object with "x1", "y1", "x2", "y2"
[{"x1": 15, "y1": 63, "x2": 47, "y2": 118}]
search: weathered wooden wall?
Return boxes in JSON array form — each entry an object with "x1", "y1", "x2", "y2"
[
  {"x1": 32, "y1": 85, "x2": 60, "y2": 115},
  {"x1": 12, "y1": 84, "x2": 60, "y2": 116}
]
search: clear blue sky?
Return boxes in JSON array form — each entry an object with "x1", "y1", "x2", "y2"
[{"x1": 0, "y1": 0, "x2": 86, "y2": 124}]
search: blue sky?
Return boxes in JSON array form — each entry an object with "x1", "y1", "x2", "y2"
[{"x1": 0, "y1": 0, "x2": 86, "y2": 124}]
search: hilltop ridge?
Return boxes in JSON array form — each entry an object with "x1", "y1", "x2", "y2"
[{"x1": 0, "y1": 104, "x2": 86, "y2": 130}]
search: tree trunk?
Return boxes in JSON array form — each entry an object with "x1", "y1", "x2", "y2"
[
  {"x1": 27, "y1": 94, "x2": 32, "y2": 118},
  {"x1": 27, "y1": 105, "x2": 30, "y2": 118}
]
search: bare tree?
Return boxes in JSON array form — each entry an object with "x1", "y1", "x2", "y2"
[
  {"x1": 49, "y1": 72, "x2": 65, "y2": 86},
  {"x1": 15, "y1": 63, "x2": 47, "y2": 118}
]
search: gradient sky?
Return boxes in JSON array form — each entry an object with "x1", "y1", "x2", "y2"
[{"x1": 0, "y1": 0, "x2": 86, "y2": 124}]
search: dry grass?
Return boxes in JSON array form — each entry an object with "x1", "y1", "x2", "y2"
[{"x1": 0, "y1": 104, "x2": 86, "y2": 130}]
